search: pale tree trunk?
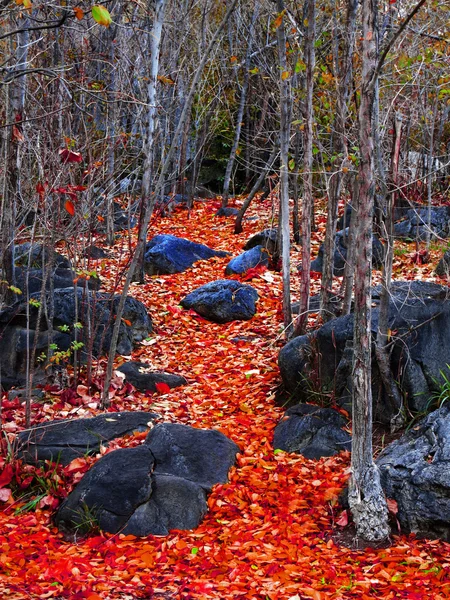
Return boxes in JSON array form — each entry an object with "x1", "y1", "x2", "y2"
[
  {"x1": 276, "y1": 0, "x2": 292, "y2": 337},
  {"x1": 102, "y1": 0, "x2": 239, "y2": 407},
  {"x1": 375, "y1": 113, "x2": 405, "y2": 432},
  {"x1": 321, "y1": 0, "x2": 357, "y2": 322},
  {"x1": 348, "y1": 0, "x2": 390, "y2": 543},
  {"x1": 1, "y1": 21, "x2": 30, "y2": 307},
  {"x1": 222, "y1": 1, "x2": 259, "y2": 207},
  {"x1": 294, "y1": 0, "x2": 315, "y2": 336},
  {"x1": 349, "y1": 0, "x2": 427, "y2": 540},
  {"x1": 106, "y1": 9, "x2": 119, "y2": 246},
  {"x1": 132, "y1": 0, "x2": 166, "y2": 283},
  {"x1": 425, "y1": 93, "x2": 438, "y2": 250}
]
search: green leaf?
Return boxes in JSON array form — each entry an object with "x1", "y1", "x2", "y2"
[
  {"x1": 191, "y1": 547, "x2": 199, "y2": 555},
  {"x1": 9, "y1": 285, "x2": 22, "y2": 295},
  {"x1": 92, "y1": 5, "x2": 112, "y2": 27}
]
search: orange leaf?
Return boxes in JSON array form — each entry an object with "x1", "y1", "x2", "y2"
[
  {"x1": 74, "y1": 7, "x2": 84, "y2": 19},
  {"x1": 64, "y1": 200, "x2": 75, "y2": 216}
]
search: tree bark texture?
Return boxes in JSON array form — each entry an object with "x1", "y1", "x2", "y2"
[
  {"x1": 294, "y1": 0, "x2": 315, "y2": 336},
  {"x1": 348, "y1": 0, "x2": 390, "y2": 543},
  {"x1": 276, "y1": 0, "x2": 292, "y2": 337},
  {"x1": 321, "y1": 0, "x2": 357, "y2": 322}
]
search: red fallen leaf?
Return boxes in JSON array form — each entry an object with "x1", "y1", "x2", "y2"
[
  {"x1": 336, "y1": 509, "x2": 348, "y2": 527},
  {"x1": 0, "y1": 464, "x2": 14, "y2": 488},
  {"x1": 36, "y1": 181, "x2": 46, "y2": 200},
  {"x1": 65, "y1": 457, "x2": 89, "y2": 474},
  {"x1": 167, "y1": 305, "x2": 182, "y2": 315},
  {"x1": 0, "y1": 488, "x2": 12, "y2": 502},
  {"x1": 155, "y1": 382, "x2": 171, "y2": 394},
  {"x1": 65, "y1": 200, "x2": 76, "y2": 216},
  {"x1": 59, "y1": 148, "x2": 83, "y2": 163},
  {"x1": 387, "y1": 498, "x2": 398, "y2": 514},
  {"x1": 122, "y1": 318, "x2": 132, "y2": 326},
  {"x1": 38, "y1": 494, "x2": 60, "y2": 509},
  {"x1": 12, "y1": 125, "x2": 25, "y2": 142},
  {"x1": 410, "y1": 249, "x2": 429, "y2": 265}
]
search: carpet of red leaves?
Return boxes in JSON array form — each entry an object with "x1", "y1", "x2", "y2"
[{"x1": 1, "y1": 197, "x2": 450, "y2": 599}]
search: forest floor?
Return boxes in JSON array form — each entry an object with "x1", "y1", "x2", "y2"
[{"x1": 1, "y1": 194, "x2": 450, "y2": 599}]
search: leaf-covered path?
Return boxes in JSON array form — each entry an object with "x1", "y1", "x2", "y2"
[{"x1": 1, "y1": 199, "x2": 450, "y2": 599}]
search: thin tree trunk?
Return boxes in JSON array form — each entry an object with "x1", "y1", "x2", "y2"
[
  {"x1": 294, "y1": 0, "x2": 315, "y2": 336},
  {"x1": 276, "y1": 0, "x2": 292, "y2": 337},
  {"x1": 375, "y1": 113, "x2": 404, "y2": 432},
  {"x1": 348, "y1": 0, "x2": 390, "y2": 543},
  {"x1": 321, "y1": 0, "x2": 357, "y2": 322},
  {"x1": 222, "y1": 1, "x2": 259, "y2": 207},
  {"x1": 132, "y1": 0, "x2": 166, "y2": 283}
]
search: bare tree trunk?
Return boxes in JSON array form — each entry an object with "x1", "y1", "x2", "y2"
[
  {"x1": 132, "y1": 0, "x2": 166, "y2": 283},
  {"x1": 294, "y1": 0, "x2": 315, "y2": 336},
  {"x1": 1, "y1": 22, "x2": 29, "y2": 306},
  {"x1": 348, "y1": 0, "x2": 390, "y2": 543},
  {"x1": 276, "y1": 0, "x2": 292, "y2": 337},
  {"x1": 321, "y1": 0, "x2": 357, "y2": 322},
  {"x1": 375, "y1": 113, "x2": 405, "y2": 432},
  {"x1": 222, "y1": 1, "x2": 259, "y2": 207},
  {"x1": 106, "y1": 12, "x2": 119, "y2": 246},
  {"x1": 425, "y1": 93, "x2": 438, "y2": 250}
]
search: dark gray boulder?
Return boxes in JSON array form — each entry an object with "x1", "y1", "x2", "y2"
[
  {"x1": 394, "y1": 206, "x2": 450, "y2": 240},
  {"x1": 116, "y1": 361, "x2": 187, "y2": 392},
  {"x1": 215, "y1": 207, "x2": 239, "y2": 217},
  {"x1": 14, "y1": 243, "x2": 71, "y2": 269},
  {"x1": 225, "y1": 245, "x2": 270, "y2": 275},
  {"x1": 377, "y1": 405, "x2": 450, "y2": 540},
  {"x1": 13, "y1": 267, "x2": 100, "y2": 295},
  {"x1": 11, "y1": 243, "x2": 99, "y2": 296},
  {"x1": 146, "y1": 423, "x2": 240, "y2": 490},
  {"x1": 84, "y1": 245, "x2": 109, "y2": 259},
  {"x1": 17, "y1": 411, "x2": 159, "y2": 465},
  {"x1": 123, "y1": 474, "x2": 207, "y2": 536},
  {"x1": 273, "y1": 404, "x2": 351, "y2": 459},
  {"x1": 244, "y1": 229, "x2": 278, "y2": 255},
  {"x1": 55, "y1": 446, "x2": 155, "y2": 534},
  {"x1": 435, "y1": 249, "x2": 450, "y2": 277},
  {"x1": 0, "y1": 288, "x2": 152, "y2": 389},
  {"x1": 309, "y1": 228, "x2": 385, "y2": 275},
  {"x1": 144, "y1": 234, "x2": 229, "y2": 275},
  {"x1": 180, "y1": 279, "x2": 258, "y2": 323},
  {"x1": 291, "y1": 293, "x2": 341, "y2": 319},
  {"x1": 155, "y1": 194, "x2": 189, "y2": 217},
  {"x1": 55, "y1": 423, "x2": 238, "y2": 537},
  {"x1": 279, "y1": 281, "x2": 450, "y2": 423}
]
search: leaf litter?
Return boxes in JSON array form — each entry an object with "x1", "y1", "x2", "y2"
[{"x1": 1, "y1": 197, "x2": 450, "y2": 599}]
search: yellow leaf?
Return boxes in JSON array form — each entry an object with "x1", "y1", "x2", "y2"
[{"x1": 281, "y1": 70, "x2": 290, "y2": 80}]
